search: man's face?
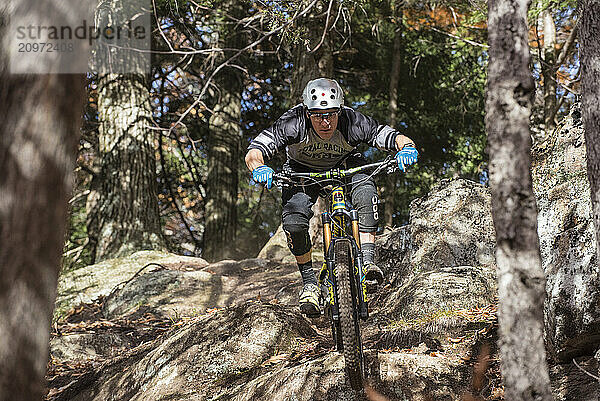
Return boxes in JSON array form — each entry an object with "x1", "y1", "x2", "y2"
[{"x1": 307, "y1": 108, "x2": 340, "y2": 138}]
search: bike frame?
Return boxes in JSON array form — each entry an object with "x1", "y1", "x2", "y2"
[
  {"x1": 273, "y1": 156, "x2": 397, "y2": 386},
  {"x1": 321, "y1": 185, "x2": 369, "y2": 322},
  {"x1": 273, "y1": 157, "x2": 395, "y2": 324}
]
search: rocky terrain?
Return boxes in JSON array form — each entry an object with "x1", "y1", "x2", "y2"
[
  {"x1": 46, "y1": 104, "x2": 598, "y2": 401},
  {"x1": 47, "y1": 179, "x2": 501, "y2": 401}
]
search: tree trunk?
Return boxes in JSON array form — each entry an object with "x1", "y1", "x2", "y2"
[
  {"x1": 87, "y1": 72, "x2": 166, "y2": 262},
  {"x1": 85, "y1": 0, "x2": 164, "y2": 263},
  {"x1": 384, "y1": 8, "x2": 403, "y2": 228},
  {"x1": 290, "y1": 4, "x2": 335, "y2": 248},
  {"x1": 204, "y1": 88, "x2": 242, "y2": 261},
  {"x1": 580, "y1": 0, "x2": 600, "y2": 266},
  {"x1": 580, "y1": 0, "x2": 600, "y2": 370},
  {"x1": 290, "y1": 1, "x2": 335, "y2": 105},
  {"x1": 203, "y1": 1, "x2": 244, "y2": 262},
  {"x1": 542, "y1": 8, "x2": 557, "y2": 133},
  {"x1": 486, "y1": 0, "x2": 553, "y2": 398},
  {"x1": 0, "y1": 5, "x2": 85, "y2": 400}
]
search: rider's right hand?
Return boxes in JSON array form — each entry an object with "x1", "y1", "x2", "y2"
[{"x1": 252, "y1": 165, "x2": 274, "y2": 189}]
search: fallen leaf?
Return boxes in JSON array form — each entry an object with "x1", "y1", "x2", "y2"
[{"x1": 263, "y1": 353, "x2": 290, "y2": 366}]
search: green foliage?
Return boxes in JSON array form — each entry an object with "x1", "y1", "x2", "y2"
[
  {"x1": 339, "y1": 2, "x2": 488, "y2": 224},
  {"x1": 528, "y1": 0, "x2": 577, "y2": 22}
]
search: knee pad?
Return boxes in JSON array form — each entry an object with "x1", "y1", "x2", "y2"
[
  {"x1": 283, "y1": 224, "x2": 312, "y2": 256},
  {"x1": 351, "y1": 178, "x2": 379, "y2": 232},
  {"x1": 357, "y1": 193, "x2": 379, "y2": 231}
]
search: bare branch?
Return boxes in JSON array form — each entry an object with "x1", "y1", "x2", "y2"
[
  {"x1": 430, "y1": 26, "x2": 489, "y2": 49},
  {"x1": 68, "y1": 189, "x2": 91, "y2": 205},
  {"x1": 573, "y1": 358, "x2": 600, "y2": 381},
  {"x1": 308, "y1": 0, "x2": 334, "y2": 53},
  {"x1": 167, "y1": 0, "x2": 319, "y2": 136},
  {"x1": 556, "y1": 20, "x2": 579, "y2": 67}
]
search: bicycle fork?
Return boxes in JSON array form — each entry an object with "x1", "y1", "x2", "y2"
[{"x1": 321, "y1": 211, "x2": 369, "y2": 322}]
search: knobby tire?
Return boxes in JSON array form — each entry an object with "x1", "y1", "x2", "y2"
[{"x1": 334, "y1": 239, "x2": 364, "y2": 391}]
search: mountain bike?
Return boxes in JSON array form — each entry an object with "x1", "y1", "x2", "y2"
[{"x1": 273, "y1": 156, "x2": 398, "y2": 391}]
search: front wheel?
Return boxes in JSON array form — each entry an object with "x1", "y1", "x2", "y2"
[{"x1": 334, "y1": 239, "x2": 364, "y2": 390}]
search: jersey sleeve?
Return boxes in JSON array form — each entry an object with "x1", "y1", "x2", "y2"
[
  {"x1": 247, "y1": 105, "x2": 304, "y2": 160},
  {"x1": 343, "y1": 108, "x2": 401, "y2": 151}
]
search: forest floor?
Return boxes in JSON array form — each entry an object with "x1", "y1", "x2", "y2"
[{"x1": 46, "y1": 255, "x2": 504, "y2": 401}]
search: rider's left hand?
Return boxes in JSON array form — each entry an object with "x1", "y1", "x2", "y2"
[{"x1": 395, "y1": 146, "x2": 418, "y2": 172}]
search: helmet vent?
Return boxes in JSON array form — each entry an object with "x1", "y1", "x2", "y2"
[
  {"x1": 310, "y1": 89, "x2": 316, "y2": 94},
  {"x1": 312, "y1": 95, "x2": 317, "y2": 100},
  {"x1": 331, "y1": 88, "x2": 336, "y2": 93},
  {"x1": 330, "y1": 95, "x2": 335, "y2": 99},
  {"x1": 320, "y1": 100, "x2": 328, "y2": 106}
]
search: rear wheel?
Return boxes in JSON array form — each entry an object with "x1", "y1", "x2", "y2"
[{"x1": 334, "y1": 239, "x2": 364, "y2": 390}]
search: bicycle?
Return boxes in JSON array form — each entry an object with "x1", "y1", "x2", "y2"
[{"x1": 272, "y1": 155, "x2": 398, "y2": 391}]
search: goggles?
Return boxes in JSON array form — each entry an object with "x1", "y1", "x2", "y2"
[{"x1": 307, "y1": 109, "x2": 341, "y2": 122}]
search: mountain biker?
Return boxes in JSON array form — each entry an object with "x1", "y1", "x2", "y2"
[{"x1": 245, "y1": 78, "x2": 418, "y2": 316}]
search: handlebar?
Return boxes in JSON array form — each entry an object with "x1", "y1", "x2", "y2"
[{"x1": 272, "y1": 155, "x2": 398, "y2": 188}]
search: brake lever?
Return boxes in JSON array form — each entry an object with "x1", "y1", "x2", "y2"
[
  {"x1": 272, "y1": 173, "x2": 292, "y2": 189},
  {"x1": 383, "y1": 155, "x2": 398, "y2": 174},
  {"x1": 386, "y1": 160, "x2": 398, "y2": 174}
]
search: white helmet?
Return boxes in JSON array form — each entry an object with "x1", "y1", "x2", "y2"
[{"x1": 302, "y1": 78, "x2": 344, "y2": 110}]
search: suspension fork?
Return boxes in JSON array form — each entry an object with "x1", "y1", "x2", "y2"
[
  {"x1": 350, "y1": 209, "x2": 369, "y2": 320},
  {"x1": 322, "y1": 212, "x2": 341, "y2": 321}
]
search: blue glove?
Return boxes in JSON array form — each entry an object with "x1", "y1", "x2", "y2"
[
  {"x1": 252, "y1": 165, "x2": 274, "y2": 189},
  {"x1": 395, "y1": 146, "x2": 418, "y2": 172}
]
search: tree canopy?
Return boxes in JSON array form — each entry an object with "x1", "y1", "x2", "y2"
[{"x1": 61, "y1": 0, "x2": 580, "y2": 265}]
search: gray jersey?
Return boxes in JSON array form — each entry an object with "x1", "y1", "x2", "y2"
[
  {"x1": 286, "y1": 127, "x2": 356, "y2": 170},
  {"x1": 248, "y1": 104, "x2": 401, "y2": 171}
]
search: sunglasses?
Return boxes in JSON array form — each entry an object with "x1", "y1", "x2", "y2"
[{"x1": 306, "y1": 110, "x2": 340, "y2": 122}]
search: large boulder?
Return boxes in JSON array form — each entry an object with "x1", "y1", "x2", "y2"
[
  {"x1": 384, "y1": 266, "x2": 497, "y2": 322},
  {"x1": 409, "y1": 179, "x2": 497, "y2": 274},
  {"x1": 49, "y1": 303, "x2": 318, "y2": 401},
  {"x1": 549, "y1": 355, "x2": 598, "y2": 401},
  {"x1": 55, "y1": 251, "x2": 209, "y2": 319},
  {"x1": 532, "y1": 103, "x2": 600, "y2": 361},
  {"x1": 375, "y1": 179, "x2": 497, "y2": 331}
]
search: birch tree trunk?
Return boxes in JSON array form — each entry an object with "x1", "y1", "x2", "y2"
[
  {"x1": 486, "y1": 0, "x2": 553, "y2": 398},
  {"x1": 580, "y1": 0, "x2": 600, "y2": 266},
  {"x1": 0, "y1": 3, "x2": 85, "y2": 399}
]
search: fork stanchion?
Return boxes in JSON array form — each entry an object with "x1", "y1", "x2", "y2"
[
  {"x1": 350, "y1": 210, "x2": 369, "y2": 320},
  {"x1": 322, "y1": 212, "x2": 332, "y2": 254},
  {"x1": 350, "y1": 210, "x2": 360, "y2": 248}
]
